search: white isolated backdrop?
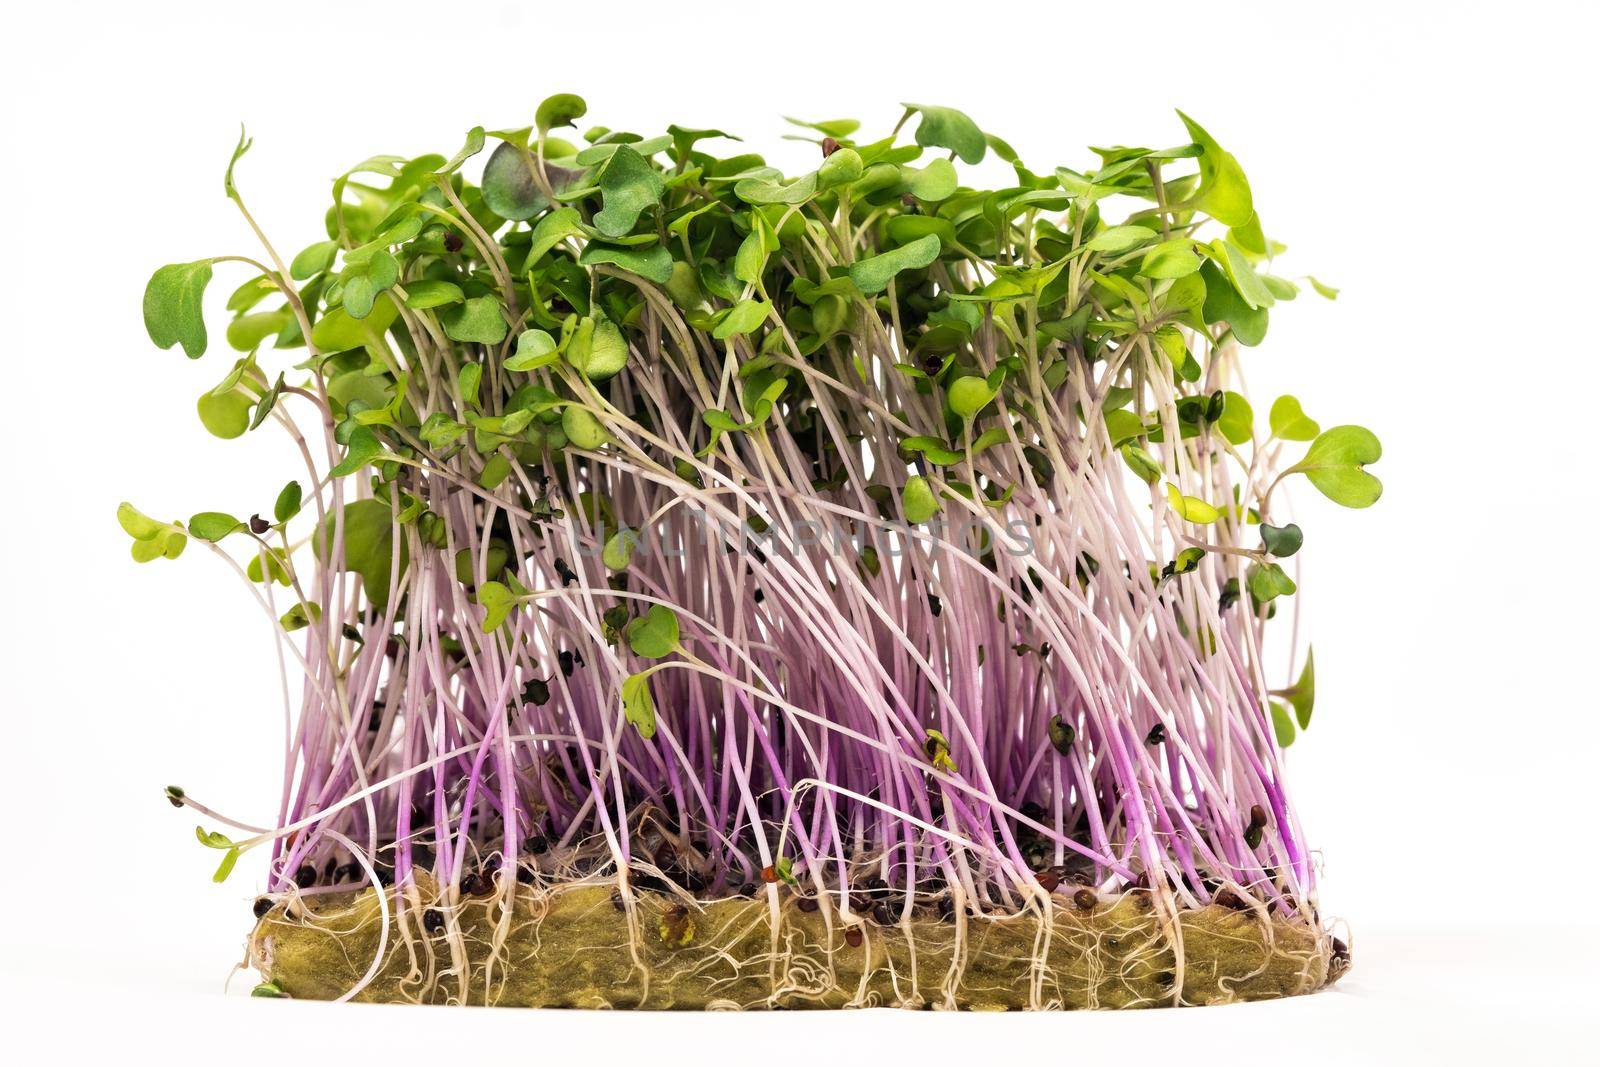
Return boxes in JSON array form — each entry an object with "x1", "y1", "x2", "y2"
[{"x1": 2, "y1": 1, "x2": 1595, "y2": 1061}]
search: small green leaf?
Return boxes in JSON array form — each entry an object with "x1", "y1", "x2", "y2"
[
  {"x1": 1164, "y1": 546, "x2": 1206, "y2": 577},
  {"x1": 593, "y1": 145, "x2": 665, "y2": 238},
  {"x1": 420, "y1": 412, "x2": 468, "y2": 449},
  {"x1": 561, "y1": 405, "x2": 610, "y2": 450},
  {"x1": 566, "y1": 316, "x2": 629, "y2": 380},
  {"x1": 1269, "y1": 396, "x2": 1321, "y2": 441},
  {"x1": 457, "y1": 362, "x2": 483, "y2": 407},
  {"x1": 330, "y1": 425, "x2": 381, "y2": 477},
  {"x1": 188, "y1": 512, "x2": 242, "y2": 542},
  {"x1": 478, "y1": 453, "x2": 512, "y2": 489},
  {"x1": 144, "y1": 261, "x2": 215, "y2": 358},
  {"x1": 902, "y1": 475, "x2": 940, "y2": 523},
  {"x1": 1165, "y1": 483, "x2": 1220, "y2": 524},
  {"x1": 339, "y1": 248, "x2": 399, "y2": 319},
  {"x1": 251, "y1": 981, "x2": 289, "y2": 999},
  {"x1": 438, "y1": 126, "x2": 486, "y2": 175},
  {"x1": 1307, "y1": 276, "x2": 1340, "y2": 300},
  {"x1": 1270, "y1": 701, "x2": 1296, "y2": 748},
  {"x1": 947, "y1": 375, "x2": 996, "y2": 419},
  {"x1": 271, "y1": 482, "x2": 303, "y2": 525},
  {"x1": 290, "y1": 240, "x2": 338, "y2": 280},
  {"x1": 1288, "y1": 426, "x2": 1383, "y2": 508},
  {"x1": 1281, "y1": 650, "x2": 1316, "y2": 729},
  {"x1": 118, "y1": 502, "x2": 188, "y2": 563},
  {"x1": 1140, "y1": 238, "x2": 1203, "y2": 279},
  {"x1": 1260, "y1": 522, "x2": 1303, "y2": 558},
  {"x1": 907, "y1": 158, "x2": 957, "y2": 202},
  {"x1": 1199, "y1": 260, "x2": 1268, "y2": 347},
  {"x1": 1087, "y1": 225, "x2": 1155, "y2": 254},
  {"x1": 1217, "y1": 391, "x2": 1254, "y2": 446},
  {"x1": 477, "y1": 580, "x2": 517, "y2": 633},
  {"x1": 1247, "y1": 561, "x2": 1298, "y2": 603},
  {"x1": 213, "y1": 847, "x2": 242, "y2": 883},
  {"x1": 902, "y1": 103, "x2": 987, "y2": 164},
  {"x1": 223, "y1": 126, "x2": 252, "y2": 200},
  {"x1": 505, "y1": 329, "x2": 559, "y2": 371},
  {"x1": 734, "y1": 171, "x2": 818, "y2": 205},
  {"x1": 195, "y1": 825, "x2": 234, "y2": 849},
  {"x1": 403, "y1": 279, "x2": 464, "y2": 310},
  {"x1": 315, "y1": 499, "x2": 400, "y2": 607},
  {"x1": 1176, "y1": 111, "x2": 1254, "y2": 228},
  {"x1": 279, "y1": 601, "x2": 322, "y2": 633},
  {"x1": 443, "y1": 296, "x2": 508, "y2": 345},
  {"x1": 848, "y1": 233, "x2": 941, "y2": 296},
  {"x1": 626, "y1": 604, "x2": 681, "y2": 659},
  {"x1": 527, "y1": 206, "x2": 585, "y2": 262},
  {"x1": 622, "y1": 671, "x2": 657, "y2": 739},
  {"x1": 603, "y1": 527, "x2": 640, "y2": 571},
  {"x1": 537, "y1": 93, "x2": 587, "y2": 134},
  {"x1": 817, "y1": 147, "x2": 863, "y2": 189},
  {"x1": 579, "y1": 242, "x2": 673, "y2": 285},
  {"x1": 1121, "y1": 444, "x2": 1162, "y2": 484},
  {"x1": 197, "y1": 388, "x2": 253, "y2": 439},
  {"x1": 712, "y1": 299, "x2": 771, "y2": 340}
]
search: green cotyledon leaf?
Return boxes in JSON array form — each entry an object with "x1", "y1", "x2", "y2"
[{"x1": 144, "y1": 261, "x2": 215, "y2": 358}]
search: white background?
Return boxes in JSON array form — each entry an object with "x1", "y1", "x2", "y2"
[{"x1": 3, "y1": 1, "x2": 1596, "y2": 1061}]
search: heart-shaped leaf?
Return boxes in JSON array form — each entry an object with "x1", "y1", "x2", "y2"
[
  {"x1": 625, "y1": 604, "x2": 681, "y2": 659},
  {"x1": 1289, "y1": 426, "x2": 1383, "y2": 508}
]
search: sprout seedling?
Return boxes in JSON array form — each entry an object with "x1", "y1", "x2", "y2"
[{"x1": 127, "y1": 98, "x2": 1379, "y2": 1009}]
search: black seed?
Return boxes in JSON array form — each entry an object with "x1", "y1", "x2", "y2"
[
  {"x1": 739, "y1": 881, "x2": 757, "y2": 897},
  {"x1": 797, "y1": 897, "x2": 818, "y2": 913},
  {"x1": 443, "y1": 232, "x2": 463, "y2": 253},
  {"x1": 252, "y1": 897, "x2": 273, "y2": 919},
  {"x1": 871, "y1": 902, "x2": 895, "y2": 925},
  {"x1": 1214, "y1": 887, "x2": 1249, "y2": 911},
  {"x1": 165, "y1": 785, "x2": 185, "y2": 808},
  {"x1": 558, "y1": 650, "x2": 576, "y2": 677},
  {"x1": 1145, "y1": 724, "x2": 1167, "y2": 746},
  {"x1": 461, "y1": 871, "x2": 488, "y2": 896},
  {"x1": 335, "y1": 862, "x2": 361, "y2": 883},
  {"x1": 516, "y1": 865, "x2": 534, "y2": 884},
  {"x1": 322, "y1": 857, "x2": 337, "y2": 882},
  {"x1": 1073, "y1": 888, "x2": 1096, "y2": 911},
  {"x1": 821, "y1": 136, "x2": 840, "y2": 157},
  {"x1": 249, "y1": 514, "x2": 271, "y2": 535},
  {"x1": 294, "y1": 864, "x2": 316, "y2": 889},
  {"x1": 610, "y1": 889, "x2": 626, "y2": 911},
  {"x1": 844, "y1": 927, "x2": 863, "y2": 947},
  {"x1": 1037, "y1": 870, "x2": 1061, "y2": 893},
  {"x1": 367, "y1": 704, "x2": 383, "y2": 731},
  {"x1": 937, "y1": 895, "x2": 955, "y2": 920},
  {"x1": 928, "y1": 593, "x2": 942, "y2": 617},
  {"x1": 1155, "y1": 970, "x2": 1175, "y2": 988},
  {"x1": 525, "y1": 834, "x2": 548, "y2": 856},
  {"x1": 422, "y1": 908, "x2": 445, "y2": 934},
  {"x1": 521, "y1": 678, "x2": 551, "y2": 707},
  {"x1": 1248, "y1": 804, "x2": 1268, "y2": 830}
]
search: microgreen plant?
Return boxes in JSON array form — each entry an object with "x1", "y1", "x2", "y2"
[{"x1": 129, "y1": 99, "x2": 1379, "y2": 1002}]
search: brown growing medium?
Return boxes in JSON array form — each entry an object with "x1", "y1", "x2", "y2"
[{"x1": 249, "y1": 877, "x2": 1342, "y2": 1009}]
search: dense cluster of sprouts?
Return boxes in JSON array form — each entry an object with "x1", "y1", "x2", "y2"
[{"x1": 128, "y1": 97, "x2": 1379, "y2": 1003}]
